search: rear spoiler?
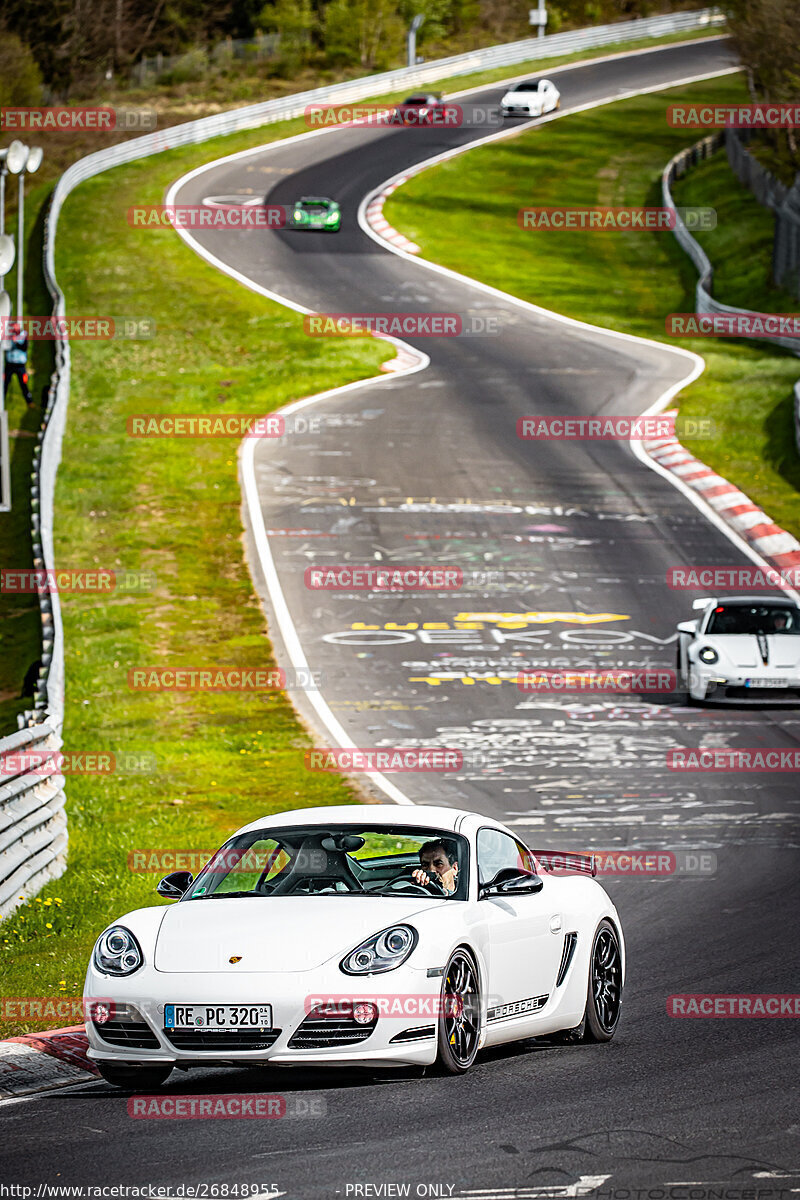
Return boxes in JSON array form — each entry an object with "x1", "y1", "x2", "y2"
[{"x1": 533, "y1": 850, "x2": 597, "y2": 877}]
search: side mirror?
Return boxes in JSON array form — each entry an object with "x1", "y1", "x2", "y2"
[
  {"x1": 157, "y1": 870, "x2": 193, "y2": 899},
  {"x1": 677, "y1": 620, "x2": 697, "y2": 636},
  {"x1": 479, "y1": 868, "x2": 544, "y2": 899}
]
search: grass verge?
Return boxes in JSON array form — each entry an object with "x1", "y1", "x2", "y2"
[
  {"x1": 384, "y1": 74, "x2": 800, "y2": 540},
  {"x1": 671, "y1": 149, "x2": 799, "y2": 313}
]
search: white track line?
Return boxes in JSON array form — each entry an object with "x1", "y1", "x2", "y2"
[{"x1": 167, "y1": 53, "x2": 764, "y2": 809}]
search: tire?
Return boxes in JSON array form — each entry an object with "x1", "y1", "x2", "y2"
[
  {"x1": 552, "y1": 919, "x2": 623, "y2": 1044},
  {"x1": 583, "y1": 919, "x2": 623, "y2": 1042},
  {"x1": 434, "y1": 948, "x2": 481, "y2": 1075},
  {"x1": 96, "y1": 1061, "x2": 173, "y2": 1090}
]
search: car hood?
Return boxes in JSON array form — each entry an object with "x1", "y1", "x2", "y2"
[
  {"x1": 702, "y1": 635, "x2": 800, "y2": 669},
  {"x1": 153, "y1": 895, "x2": 444, "y2": 973},
  {"x1": 503, "y1": 90, "x2": 537, "y2": 101}
]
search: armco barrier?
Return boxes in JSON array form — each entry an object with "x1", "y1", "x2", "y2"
[
  {"x1": 0, "y1": 724, "x2": 67, "y2": 918},
  {"x1": 1, "y1": 7, "x2": 723, "y2": 922},
  {"x1": 663, "y1": 134, "x2": 800, "y2": 358}
]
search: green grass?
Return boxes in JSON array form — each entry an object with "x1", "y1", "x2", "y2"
[
  {"x1": 0, "y1": 118, "x2": 390, "y2": 1033},
  {"x1": 384, "y1": 74, "x2": 800, "y2": 541},
  {"x1": 671, "y1": 149, "x2": 799, "y2": 313}
]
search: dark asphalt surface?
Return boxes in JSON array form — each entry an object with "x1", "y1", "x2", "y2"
[{"x1": 4, "y1": 36, "x2": 799, "y2": 1199}]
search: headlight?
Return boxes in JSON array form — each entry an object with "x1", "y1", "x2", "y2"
[
  {"x1": 698, "y1": 646, "x2": 719, "y2": 664},
  {"x1": 93, "y1": 925, "x2": 144, "y2": 976},
  {"x1": 325, "y1": 212, "x2": 339, "y2": 224},
  {"x1": 293, "y1": 210, "x2": 305, "y2": 221},
  {"x1": 340, "y1": 924, "x2": 418, "y2": 975}
]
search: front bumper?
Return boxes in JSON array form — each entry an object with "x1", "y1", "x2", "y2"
[
  {"x1": 692, "y1": 667, "x2": 800, "y2": 703},
  {"x1": 84, "y1": 963, "x2": 441, "y2": 1069}
]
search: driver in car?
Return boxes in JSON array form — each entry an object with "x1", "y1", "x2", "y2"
[{"x1": 411, "y1": 839, "x2": 459, "y2": 895}]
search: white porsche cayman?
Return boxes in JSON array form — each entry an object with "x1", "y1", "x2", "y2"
[
  {"x1": 677, "y1": 596, "x2": 800, "y2": 703},
  {"x1": 84, "y1": 804, "x2": 625, "y2": 1089}
]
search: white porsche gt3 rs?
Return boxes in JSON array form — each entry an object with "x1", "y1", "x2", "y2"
[
  {"x1": 677, "y1": 596, "x2": 800, "y2": 704},
  {"x1": 84, "y1": 805, "x2": 625, "y2": 1089}
]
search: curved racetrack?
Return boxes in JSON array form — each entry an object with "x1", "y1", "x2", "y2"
[{"x1": 4, "y1": 37, "x2": 800, "y2": 1197}]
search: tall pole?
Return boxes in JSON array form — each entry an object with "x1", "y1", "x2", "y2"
[{"x1": 16, "y1": 170, "x2": 24, "y2": 318}]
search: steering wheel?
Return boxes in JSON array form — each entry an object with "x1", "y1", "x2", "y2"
[{"x1": 386, "y1": 874, "x2": 446, "y2": 897}]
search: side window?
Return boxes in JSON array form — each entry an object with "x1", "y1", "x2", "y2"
[{"x1": 477, "y1": 828, "x2": 536, "y2": 885}]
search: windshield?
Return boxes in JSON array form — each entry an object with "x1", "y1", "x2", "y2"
[
  {"x1": 513, "y1": 81, "x2": 542, "y2": 91},
  {"x1": 403, "y1": 96, "x2": 432, "y2": 105},
  {"x1": 705, "y1": 604, "x2": 800, "y2": 635},
  {"x1": 184, "y1": 825, "x2": 469, "y2": 900}
]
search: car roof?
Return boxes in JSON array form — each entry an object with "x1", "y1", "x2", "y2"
[
  {"x1": 299, "y1": 196, "x2": 334, "y2": 205},
  {"x1": 702, "y1": 596, "x2": 797, "y2": 607},
  {"x1": 234, "y1": 803, "x2": 507, "y2": 838}
]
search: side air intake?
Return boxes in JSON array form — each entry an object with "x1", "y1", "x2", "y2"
[{"x1": 556, "y1": 932, "x2": 578, "y2": 987}]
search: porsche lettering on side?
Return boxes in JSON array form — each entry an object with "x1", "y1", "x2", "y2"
[
  {"x1": 288, "y1": 196, "x2": 341, "y2": 232},
  {"x1": 501, "y1": 78, "x2": 561, "y2": 119},
  {"x1": 84, "y1": 804, "x2": 625, "y2": 1089},
  {"x1": 677, "y1": 595, "x2": 800, "y2": 704}
]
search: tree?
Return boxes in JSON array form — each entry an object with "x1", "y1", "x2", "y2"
[
  {"x1": 258, "y1": 0, "x2": 316, "y2": 72},
  {"x1": 0, "y1": 32, "x2": 43, "y2": 106},
  {"x1": 725, "y1": 0, "x2": 800, "y2": 168},
  {"x1": 323, "y1": 0, "x2": 405, "y2": 69}
]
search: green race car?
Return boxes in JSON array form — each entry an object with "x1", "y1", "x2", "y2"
[{"x1": 289, "y1": 196, "x2": 341, "y2": 232}]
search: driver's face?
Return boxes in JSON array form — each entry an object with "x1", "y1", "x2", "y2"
[{"x1": 420, "y1": 849, "x2": 454, "y2": 877}]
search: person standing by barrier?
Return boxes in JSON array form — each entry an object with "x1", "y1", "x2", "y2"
[{"x1": 3, "y1": 322, "x2": 34, "y2": 407}]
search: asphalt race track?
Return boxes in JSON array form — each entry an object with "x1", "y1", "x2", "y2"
[{"x1": 3, "y1": 36, "x2": 799, "y2": 1198}]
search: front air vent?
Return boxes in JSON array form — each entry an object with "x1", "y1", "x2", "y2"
[
  {"x1": 390, "y1": 1025, "x2": 436, "y2": 1043},
  {"x1": 556, "y1": 932, "x2": 578, "y2": 987}
]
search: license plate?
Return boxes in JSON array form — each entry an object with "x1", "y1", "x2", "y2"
[
  {"x1": 164, "y1": 1004, "x2": 272, "y2": 1031},
  {"x1": 744, "y1": 678, "x2": 786, "y2": 688}
]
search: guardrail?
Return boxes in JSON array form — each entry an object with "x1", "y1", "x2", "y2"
[
  {"x1": 663, "y1": 134, "x2": 800, "y2": 357},
  {"x1": 2, "y1": 6, "x2": 724, "y2": 921},
  {"x1": 0, "y1": 724, "x2": 67, "y2": 918}
]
